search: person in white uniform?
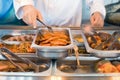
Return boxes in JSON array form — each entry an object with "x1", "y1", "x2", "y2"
[{"x1": 13, "y1": 0, "x2": 106, "y2": 28}]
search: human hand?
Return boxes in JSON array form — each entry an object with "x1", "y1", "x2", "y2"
[
  {"x1": 90, "y1": 12, "x2": 104, "y2": 27},
  {"x1": 22, "y1": 5, "x2": 43, "y2": 28}
]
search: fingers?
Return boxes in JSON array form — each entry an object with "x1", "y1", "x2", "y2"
[
  {"x1": 90, "y1": 12, "x2": 104, "y2": 28},
  {"x1": 22, "y1": 5, "x2": 43, "y2": 28},
  {"x1": 23, "y1": 12, "x2": 37, "y2": 27}
]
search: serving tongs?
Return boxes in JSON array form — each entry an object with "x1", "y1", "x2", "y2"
[
  {"x1": 82, "y1": 24, "x2": 98, "y2": 43},
  {"x1": 74, "y1": 45, "x2": 88, "y2": 73},
  {"x1": 37, "y1": 19, "x2": 53, "y2": 33},
  {"x1": 82, "y1": 24, "x2": 98, "y2": 35},
  {"x1": 0, "y1": 48, "x2": 39, "y2": 72}
]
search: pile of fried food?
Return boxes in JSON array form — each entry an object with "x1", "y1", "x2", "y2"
[
  {"x1": 0, "y1": 60, "x2": 34, "y2": 72},
  {"x1": 35, "y1": 31, "x2": 70, "y2": 46},
  {"x1": 95, "y1": 60, "x2": 120, "y2": 73},
  {"x1": 0, "y1": 34, "x2": 35, "y2": 53},
  {"x1": 85, "y1": 31, "x2": 120, "y2": 50},
  {"x1": 0, "y1": 42, "x2": 35, "y2": 53}
]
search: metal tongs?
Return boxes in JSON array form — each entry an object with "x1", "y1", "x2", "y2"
[
  {"x1": 37, "y1": 19, "x2": 53, "y2": 33},
  {"x1": 82, "y1": 24, "x2": 97, "y2": 35},
  {"x1": 95, "y1": 31, "x2": 120, "y2": 50},
  {"x1": 82, "y1": 24, "x2": 98, "y2": 43},
  {"x1": 0, "y1": 48, "x2": 39, "y2": 72}
]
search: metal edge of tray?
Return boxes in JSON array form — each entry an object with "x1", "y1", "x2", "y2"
[
  {"x1": 0, "y1": 61, "x2": 52, "y2": 76},
  {"x1": 31, "y1": 28, "x2": 74, "y2": 49},
  {"x1": 0, "y1": 53, "x2": 37, "y2": 59},
  {"x1": 0, "y1": 29, "x2": 37, "y2": 57},
  {"x1": 0, "y1": 29, "x2": 37, "y2": 42},
  {"x1": 81, "y1": 30, "x2": 120, "y2": 58},
  {"x1": 53, "y1": 56, "x2": 120, "y2": 77}
]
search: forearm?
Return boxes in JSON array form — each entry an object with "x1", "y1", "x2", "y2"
[
  {"x1": 13, "y1": 0, "x2": 34, "y2": 19},
  {"x1": 86, "y1": 0, "x2": 106, "y2": 19}
]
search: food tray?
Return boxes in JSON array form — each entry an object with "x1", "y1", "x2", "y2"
[
  {"x1": 53, "y1": 56, "x2": 120, "y2": 76},
  {"x1": 0, "y1": 57, "x2": 52, "y2": 76},
  {"x1": 0, "y1": 30, "x2": 37, "y2": 56},
  {"x1": 31, "y1": 28, "x2": 74, "y2": 59},
  {"x1": 81, "y1": 30, "x2": 120, "y2": 58}
]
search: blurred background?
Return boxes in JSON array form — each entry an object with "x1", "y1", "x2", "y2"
[{"x1": 82, "y1": 0, "x2": 120, "y2": 26}]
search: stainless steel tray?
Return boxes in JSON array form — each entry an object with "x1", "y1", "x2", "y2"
[
  {"x1": 0, "y1": 57, "x2": 52, "y2": 76},
  {"x1": 53, "y1": 56, "x2": 120, "y2": 76},
  {"x1": 81, "y1": 30, "x2": 120, "y2": 58},
  {"x1": 31, "y1": 28, "x2": 74, "y2": 59},
  {"x1": 0, "y1": 29, "x2": 37, "y2": 56}
]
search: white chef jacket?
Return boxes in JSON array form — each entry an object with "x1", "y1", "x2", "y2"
[{"x1": 13, "y1": 0, "x2": 106, "y2": 27}]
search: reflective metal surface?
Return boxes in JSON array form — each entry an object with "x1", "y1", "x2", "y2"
[
  {"x1": 0, "y1": 26, "x2": 120, "y2": 80},
  {"x1": 54, "y1": 56, "x2": 120, "y2": 77},
  {"x1": 31, "y1": 28, "x2": 74, "y2": 59},
  {"x1": 81, "y1": 30, "x2": 120, "y2": 58}
]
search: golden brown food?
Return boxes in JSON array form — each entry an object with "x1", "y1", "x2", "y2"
[
  {"x1": 95, "y1": 60, "x2": 119, "y2": 73},
  {"x1": 35, "y1": 31, "x2": 70, "y2": 46},
  {"x1": 85, "y1": 31, "x2": 120, "y2": 50},
  {"x1": 0, "y1": 42, "x2": 35, "y2": 53},
  {"x1": 0, "y1": 61, "x2": 30, "y2": 72},
  {"x1": 112, "y1": 61, "x2": 120, "y2": 72},
  {"x1": 98, "y1": 32, "x2": 111, "y2": 41},
  {"x1": 86, "y1": 34, "x2": 102, "y2": 48},
  {"x1": 74, "y1": 35, "x2": 84, "y2": 43}
]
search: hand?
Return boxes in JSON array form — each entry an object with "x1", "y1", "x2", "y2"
[
  {"x1": 22, "y1": 5, "x2": 43, "y2": 28},
  {"x1": 90, "y1": 12, "x2": 104, "y2": 27}
]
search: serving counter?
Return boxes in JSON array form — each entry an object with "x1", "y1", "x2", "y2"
[{"x1": 0, "y1": 25, "x2": 120, "y2": 80}]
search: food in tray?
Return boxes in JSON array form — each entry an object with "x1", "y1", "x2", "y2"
[
  {"x1": 0, "y1": 60, "x2": 49, "y2": 72},
  {"x1": 35, "y1": 31, "x2": 70, "y2": 46},
  {"x1": 95, "y1": 60, "x2": 120, "y2": 73},
  {"x1": 0, "y1": 42, "x2": 35, "y2": 53},
  {"x1": 112, "y1": 61, "x2": 120, "y2": 72},
  {"x1": 2, "y1": 34, "x2": 35, "y2": 41},
  {"x1": 85, "y1": 31, "x2": 120, "y2": 50},
  {"x1": 58, "y1": 64, "x2": 76, "y2": 73},
  {"x1": 74, "y1": 35, "x2": 84, "y2": 43},
  {"x1": 0, "y1": 60, "x2": 31, "y2": 72}
]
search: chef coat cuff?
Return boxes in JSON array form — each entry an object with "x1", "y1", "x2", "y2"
[
  {"x1": 13, "y1": 0, "x2": 34, "y2": 19},
  {"x1": 90, "y1": 3, "x2": 106, "y2": 19}
]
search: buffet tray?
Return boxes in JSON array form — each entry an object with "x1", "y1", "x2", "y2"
[
  {"x1": 81, "y1": 30, "x2": 120, "y2": 58},
  {"x1": 0, "y1": 57, "x2": 52, "y2": 76},
  {"x1": 0, "y1": 29, "x2": 37, "y2": 56},
  {"x1": 53, "y1": 56, "x2": 120, "y2": 76},
  {"x1": 31, "y1": 28, "x2": 74, "y2": 59}
]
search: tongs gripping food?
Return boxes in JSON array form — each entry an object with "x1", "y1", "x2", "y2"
[
  {"x1": 37, "y1": 19, "x2": 53, "y2": 33},
  {"x1": 0, "y1": 48, "x2": 39, "y2": 72}
]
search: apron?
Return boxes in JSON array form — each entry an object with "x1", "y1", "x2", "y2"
[
  {"x1": 0, "y1": 0, "x2": 26, "y2": 25},
  {"x1": 35, "y1": 0, "x2": 82, "y2": 27}
]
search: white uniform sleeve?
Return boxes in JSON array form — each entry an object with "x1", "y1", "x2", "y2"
[
  {"x1": 13, "y1": 0, "x2": 34, "y2": 19},
  {"x1": 86, "y1": 0, "x2": 106, "y2": 19}
]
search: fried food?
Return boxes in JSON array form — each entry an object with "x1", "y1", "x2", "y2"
[
  {"x1": 95, "y1": 60, "x2": 119, "y2": 73},
  {"x1": 35, "y1": 31, "x2": 70, "y2": 46},
  {"x1": 0, "y1": 61, "x2": 33, "y2": 72},
  {"x1": 85, "y1": 31, "x2": 120, "y2": 50},
  {"x1": 0, "y1": 42, "x2": 35, "y2": 53},
  {"x1": 112, "y1": 61, "x2": 120, "y2": 72},
  {"x1": 74, "y1": 35, "x2": 84, "y2": 43}
]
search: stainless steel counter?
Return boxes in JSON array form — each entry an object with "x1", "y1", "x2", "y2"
[
  {"x1": 0, "y1": 25, "x2": 120, "y2": 80},
  {"x1": 0, "y1": 75, "x2": 120, "y2": 80}
]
